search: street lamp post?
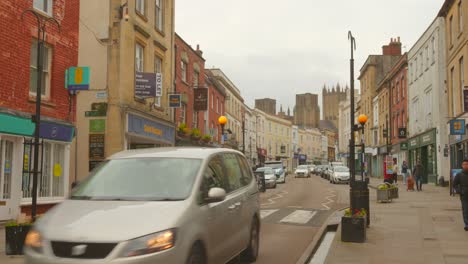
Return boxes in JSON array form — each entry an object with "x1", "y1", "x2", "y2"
[
  {"x1": 218, "y1": 116, "x2": 227, "y2": 145},
  {"x1": 21, "y1": 8, "x2": 60, "y2": 222}
]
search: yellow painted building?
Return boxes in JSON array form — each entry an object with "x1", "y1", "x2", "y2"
[{"x1": 76, "y1": 0, "x2": 175, "y2": 180}]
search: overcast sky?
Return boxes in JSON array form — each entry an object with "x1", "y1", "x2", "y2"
[{"x1": 175, "y1": 0, "x2": 445, "y2": 115}]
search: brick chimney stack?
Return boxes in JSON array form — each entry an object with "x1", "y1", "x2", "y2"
[
  {"x1": 382, "y1": 37, "x2": 402, "y2": 56},
  {"x1": 196, "y1": 44, "x2": 203, "y2": 57}
]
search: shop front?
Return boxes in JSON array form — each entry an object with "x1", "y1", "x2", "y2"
[
  {"x1": 391, "y1": 141, "x2": 408, "y2": 173},
  {"x1": 0, "y1": 112, "x2": 74, "y2": 221},
  {"x1": 126, "y1": 113, "x2": 175, "y2": 149},
  {"x1": 408, "y1": 129, "x2": 437, "y2": 184}
]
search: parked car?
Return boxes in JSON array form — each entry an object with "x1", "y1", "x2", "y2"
[
  {"x1": 321, "y1": 165, "x2": 330, "y2": 179},
  {"x1": 308, "y1": 165, "x2": 316, "y2": 175},
  {"x1": 255, "y1": 167, "x2": 277, "y2": 189},
  {"x1": 330, "y1": 166, "x2": 351, "y2": 184},
  {"x1": 264, "y1": 161, "x2": 286, "y2": 183},
  {"x1": 24, "y1": 147, "x2": 260, "y2": 264},
  {"x1": 294, "y1": 165, "x2": 310, "y2": 178}
]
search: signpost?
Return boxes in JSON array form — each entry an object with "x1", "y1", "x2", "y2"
[
  {"x1": 135, "y1": 72, "x2": 157, "y2": 97},
  {"x1": 66, "y1": 67, "x2": 90, "y2": 91}
]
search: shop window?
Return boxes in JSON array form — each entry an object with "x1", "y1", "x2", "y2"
[
  {"x1": 22, "y1": 141, "x2": 65, "y2": 199},
  {"x1": 0, "y1": 140, "x2": 13, "y2": 199}
]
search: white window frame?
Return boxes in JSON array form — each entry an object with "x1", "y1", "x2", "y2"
[
  {"x1": 450, "y1": 15, "x2": 454, "y2": 46},
  {"x1": 459, "y1": 1, "x2": 463, "y2": 33},
  {"x1": 135, "y1": 43, "x2": 144, "y2": 72},
  {"x1": 30, "y1": 39, "x2": 52, "y2": 99},
  {"x1": 33, "y1": 0, "x2": 53, "y2": 16},
  {"x1": 22, "y1": 140, "x2": 68, "y2": 202},
  {"x1": 155, "y1": 0, "x2": 164, "y2": 32},
  {"x1": 136, "y1": 0, "x2": 145, "y2": 16},
  {"x1": 181, "y1": 61, "x2": 187, "y2": 82}
]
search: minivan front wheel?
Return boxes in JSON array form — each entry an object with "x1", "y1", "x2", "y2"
[
  {"x1": 186, "y1": 243, "x2": 206, "y2": 264},
  {"x1": 241, "y1": 218, "x2": 259, "y2": 262}
]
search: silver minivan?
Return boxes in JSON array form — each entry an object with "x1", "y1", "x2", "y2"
[{"x1": 24, "y1": 147, "x2": 260, "y2": 264}]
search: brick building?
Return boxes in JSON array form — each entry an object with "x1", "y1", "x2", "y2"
[
  {"x1": 0, "y1": 0, "x2": 79, "y2": 220},
  {"x1": 204, "y1": 70, "x2": 226, "y2": 143},
  {"x1": 174, "y1": 34, "x2": 206, "y2": 134}
]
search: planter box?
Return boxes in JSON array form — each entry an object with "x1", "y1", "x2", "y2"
[
  {"x1": 341, "y1": 216, "x2": 366, "y2": 243},
  {"x1": 389, "y1": 188, "x2": 399, "y2": 199},
  {"x1": 376, "y1": 189, "x2": 392, "y2": 203},
  {"x1": 5, "y1": 225, "x2": 31, "y2": 255}
]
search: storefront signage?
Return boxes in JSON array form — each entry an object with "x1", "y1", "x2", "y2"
[
  {"x1": 135, "y1": 72, "x2": 157, "y2": 97},
  {"x1": 53, "y1": 164, "x2": 62, "y2": 177},
  {"x1": 400, "y1": 142, "x2": 408, "y2": 150},
  {"x1": 39, "y1": 122, "x2": 74, "y2": 142},
  {"x1": 420, "y1": 130, "x2": 436, "y2": 146},
  {"x1": 156, "y1": 73, "x2": 163, "y2": 97},
  {"x1": 450, "y1": 119, "x2": 465, "y2": 135},
  {"x1": 89, "y1": 119, "x2": 106, "y2": 133},
  {"x1": 464, "y1": 90, "x2": 468, "y2": 112},
  {"x1": 398, "y1": 128, "x2": 407, "y2": 138},
  {"x1": 127, "y1": 113, "x2": 175, "y2": 145},
  {"x1": 169, "y1": 94, "x2": 182, "y2": 108},
  {"x1": 96, "y1": 91, "x2": 107, "y2": 99},
  {"x1": 89, "y1": 134, "x2": 105, "y2": 159},
  {"x1": 194, "y1": 88, "x2": 208, "y2": 111},
  {"x1": 66, "y1": 67, "x2": 90, "y2": 91},
  {"x1": 409, "y1": 138, "x2": 419, "y2": 148}
]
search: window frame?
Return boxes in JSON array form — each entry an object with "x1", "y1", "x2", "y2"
[
  {"x1": 30, "y1": 39, "x2": 52, "y2": 99},
  {"x1": 136, "y1": 0, "x2": 146, "y2": 17},
  {"x1": 181, "y1": 61, "x2": 187, "y2": 83},
  {"x1": 135, "y1": 42, "x2": 145, "y2": 73},
  {"x1": 459, "y1": 1, "x2": 464, "y2": 34},
  {"x1": 155, "y1": 0, "x2": 164, "y2": 33},
  {"x1": 33, "y1": 0, "x2": 53, "y2": 16}
]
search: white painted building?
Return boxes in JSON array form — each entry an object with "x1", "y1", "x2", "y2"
[
  {"x1": 407, "y1": 17, "x2": 449, "y2": 184},
  {"x1": 321, "y1": 134, "x2": 328, "y2": 164},
  {"x1": 338, "y1": 89, "x2": 360, "y2": 165}
]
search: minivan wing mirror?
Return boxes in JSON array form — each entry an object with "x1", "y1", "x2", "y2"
[{"x1": 205, "y1": 187, "x2": 226, "y2": 203}]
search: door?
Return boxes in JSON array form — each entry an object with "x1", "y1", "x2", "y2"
[
  {"x1": 0, "y1": 139, "x2": 15, "y2": 220},
  {"x1": 199, "y1": 155, "x2": 232, "y2": 263},
  {"x1": 421, "y1": 146, "x2": 429, "y2": 183}
]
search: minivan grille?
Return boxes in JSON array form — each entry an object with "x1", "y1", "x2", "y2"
[{"x1": 51, "y1": 241, "x2": 117, "y2": 259}]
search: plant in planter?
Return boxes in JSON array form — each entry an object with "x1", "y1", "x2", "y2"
[
  {"x1": 177, "y1": 123, "x2": 188, "y2": 137},
  {"x1": 190, "y1": 128, "x2": 201, "y2": 140},
  {"x1": 341, "y1": 208, "x2": 367, "y2": 243},
  {"x1": 201, "y1": 134, "x2": 212, "y2": 143},
  {"x1": 5, "y1": 221, "x2": 33, "y2": 255}
]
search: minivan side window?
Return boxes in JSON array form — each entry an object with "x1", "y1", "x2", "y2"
[
  {"x1": 237, "y1": 154, "x2": 253, "y2": 187},
  {"x1": 200, "y1": 155, "x2": 227, "y2": 202},
  {"x1": 222, "y1": 153, "x2": 243, "y2": 193}
]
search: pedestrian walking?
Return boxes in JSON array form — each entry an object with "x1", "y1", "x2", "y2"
[
  {"x1": 412, "y1": 159, "x2": 424, "y2": 191},
  {"x1": 393, "y1": 158, "x2": 398, "y2": 184},
  {"x1": 401, "y1": 161, "x2": 409, "y2": 185},
  {"x1": 453, "y1": 159, "x2": 468, "y2": 231}
]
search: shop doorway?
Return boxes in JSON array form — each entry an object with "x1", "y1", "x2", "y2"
[{"x1": 0, "y1": 139, "x2": 15, "y2": 220}]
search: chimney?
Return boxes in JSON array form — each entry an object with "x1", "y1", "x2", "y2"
[
  {"x1": 382, "y1": 37, "x2": 402, "y2": 56},
  {"x1": 196, "y1": 44, "x2": 203, "y2": 56}
]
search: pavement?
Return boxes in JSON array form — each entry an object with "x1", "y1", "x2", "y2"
[{"x1": 325, "y1": 178, "x2": 468, "y2": 264}]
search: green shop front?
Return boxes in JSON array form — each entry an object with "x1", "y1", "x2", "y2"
[
  {"x1": 408, "y1": 129, "x2": 437, "y2": 184},
  {"x1": 0, "y1": 112, "x2": 75, "y2": 221}
]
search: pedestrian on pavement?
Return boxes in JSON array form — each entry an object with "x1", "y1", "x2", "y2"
[
  {"x1": 401, "y1": 161, "x2": 409, "y2": 185},
  {"x1": 393, "y1": 158, "x2": 399, "y2": 184},
  {"x1": 412, "y1": 159, "x2": 424, "y2": 191},
  {"x1": 454, "y1": 159, "x2": 468, "y2": 231}
]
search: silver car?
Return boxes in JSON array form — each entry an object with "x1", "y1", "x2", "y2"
[
  {"x1": 24, "y1": 147, "x2": 260, "y2": 264},
  {"x1": 255, "y1": 167, "x2": 277, "y2": 188}
]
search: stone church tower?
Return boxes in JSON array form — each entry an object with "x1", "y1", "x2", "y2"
[{"x1": 323, "y1": 84, "x2": 347, "y2": 127}]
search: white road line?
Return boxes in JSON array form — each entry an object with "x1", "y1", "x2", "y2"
[
  {"x1": 261, "y1": 191, "x2": 288, "y2": 207},
  {"x1": 280, "y1": 210, "x2": 317, "y2": 225},
  {"x1": 260, "y1": 209, "x2": 279, "y2": 219},
  {"x1": 321, "y1": 189, "x2": 336, "y2": 210}
]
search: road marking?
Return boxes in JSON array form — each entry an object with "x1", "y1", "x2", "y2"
[
  {"x1": 260, "y1": 209, "x2": 279, "y2": 219},
  {"x1": 321, "y1": 189, "x2": 336, "y2": 210},
  {"x1": 288, "y1": 206, "x2": 303, "y2": 209},
  {"x1": 280, "y1": 210, "x2": 317, "y2": 225},
  {"x1": 261, "y1": 191, "x2": 288, "y2": 207}
]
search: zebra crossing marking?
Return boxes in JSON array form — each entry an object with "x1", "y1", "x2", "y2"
[
  {"x1": 260, "y1": 209, "x2": 279, "y2": 219},
  {"x1": 279, "y1": 210, "x2": 317, "y2": 225}
]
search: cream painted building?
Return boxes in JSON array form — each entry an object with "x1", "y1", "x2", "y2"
[
  {"x1": 207, "y1": 69, "x2": 244, "y2": 149},
  {"x1": 297, "y1": 128, "x2": 322, "y2": 164},
  {"x1": 76, "y1": 0, "x2": 175, "y2": 180}
]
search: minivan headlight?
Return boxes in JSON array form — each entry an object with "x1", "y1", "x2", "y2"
[
  {"x1": 119, "y1": 229, "x2": 176, "y2": 257},
  {"x1": 24, "y1": 230, "x2": 43, "y2": 253}
]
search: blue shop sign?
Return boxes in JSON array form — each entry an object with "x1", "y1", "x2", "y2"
[
  {"x1": 39, "y1": 122, "x2": 74, "y2": 142},
  {"x1": 128, "y1": 113, "x2": 175, "y2": 145},
  {"x1": 450, "y1": 119, "x2": 465, "y2": 135}
]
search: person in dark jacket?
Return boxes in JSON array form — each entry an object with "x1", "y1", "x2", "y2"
[
  {"x1": 401, "y1": 161, "x2": 409, "y2": 185},
  {"x1": 412, "y1": 160, "x2": 424, "y2": 191},
  {"x1": 454, "y1": 159, "x2": 468, "y2": 231}
]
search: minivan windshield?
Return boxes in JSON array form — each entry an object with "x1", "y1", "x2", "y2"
[
  {"x1": 71, "y1": 158, "x2": 202, "y2": 201},
  {"x1": 334, "y1": 166, "x2": 350, "y2": 172}
]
